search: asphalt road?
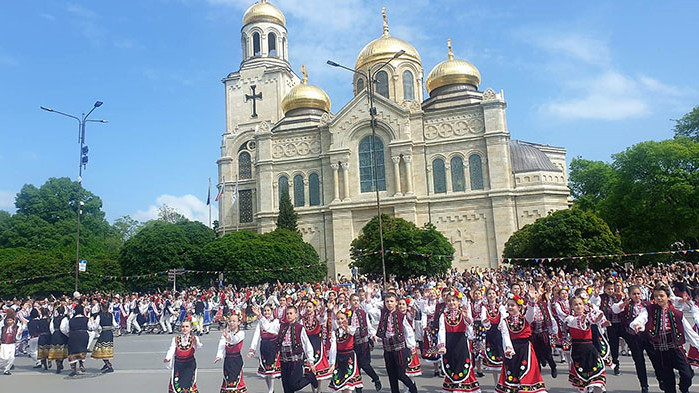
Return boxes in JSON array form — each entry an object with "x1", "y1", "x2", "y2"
[{"x1": 2, "y1": 327, "x2": 694, "y2": 393}]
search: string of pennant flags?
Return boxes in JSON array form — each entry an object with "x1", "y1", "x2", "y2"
[{"x1": 1, "y1": 249, "x2": 696, "y2": 286}]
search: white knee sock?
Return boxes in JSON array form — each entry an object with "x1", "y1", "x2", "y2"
[{"x1": 265, "y1": 376, "x2": 274, "y2": 393}]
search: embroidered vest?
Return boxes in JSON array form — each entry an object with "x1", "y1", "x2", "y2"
[
  {"x1": 377, "y1": 308, "x2": 406, "y2": 352},
  {"x1": 351, "y1": 308, "x2": 369, "y2": 344},
  {"x1": 645, "y1": 304, "x2": 685, "y2": 347},
  {"x1": 1, "y1": 324, "x2": 18, "y2": 344}
]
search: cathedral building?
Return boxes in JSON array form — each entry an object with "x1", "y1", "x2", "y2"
[{"x1": 217, "y1": 1, "x2": 570, "y2": 278}]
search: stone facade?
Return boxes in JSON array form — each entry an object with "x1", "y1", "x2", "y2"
[{"x1": 217, "y1": 2, "x2": 570, "y2": 279}]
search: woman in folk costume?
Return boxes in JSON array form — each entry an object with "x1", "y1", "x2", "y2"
[
  {"x1": 203, "y1": 295, "x2": 213, "y2": 334},
  {"x1": 111, "y1": 295, "x2": 123, "y2": 336},
  {"x1": 302, "y1": 299, "x2": 333, "y2": 386},
  {"x1": 575, "y1": 287, "x2": 612, "y2": 368},
  {"x1": 89, "y1": 301, "x2": 119, "y2": 373},
  {"x1": 552, "y1": 286, "x2": 573, "y2": 366},
  {"x1": 248, "y1": 305, "x2": 282, "y2": 393},
  {"x1": 37, "y1": 308, "x2": 52, "y2": 370},
  {"x1": 398, "y1": 298, "x2": 422, "y2": 385},
  {"x1": 49, "y1": 305, "x2": 69, "y2": 373},
  {"x1": 566, "y1": 295, "x2": 607, "y2": 393},
  {"x1": 64, "y1": 304, "x2": 89, "y2": 376},
  {"x1": 436, "y1": 289, "x2": 481, "y2": 393},
  {"x1": 480, "y1": 287, "x2": 505, "y2": 384},
  {"x1": 496, "y1": 294, "x2": 547, "y2": 393},
  {"x1": 328, "y1": 311, "x2": 363, "y2": 392},
  {"x1": 420, "y1": 287, "x2": 442, "y2": 376},
  {"x1": 470, "y1": 287, "x2": 487, "y2": 378},
  {"x1": 163, "y1": 320, "x2": 203, "y2": 393},
  {"x1": 214, "y1": 314, "x2": 246, "y2": 393},
  {"x1": 526, "y1": 285, "x2": 558, "y2": 378}
]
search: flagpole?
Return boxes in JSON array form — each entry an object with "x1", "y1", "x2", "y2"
[
  {"x1": 235, "y1": 175, "x2": 240, "y2": 232},
  {"x1": 221, "y1": 176, "x2": 226, "y2": 237},
  {"x1": 208, "y1": 177, "x2": 212, "y2": 228}
]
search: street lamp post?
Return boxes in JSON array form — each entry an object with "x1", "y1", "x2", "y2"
[
  {"x1": 327, "y1": 50, "x2": 405, "y2": 289},
  {"x1": 41, "y1": 102, "x2": 107, "y2": 292}
]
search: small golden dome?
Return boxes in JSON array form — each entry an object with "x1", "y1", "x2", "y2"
[
  {"x1": 281, "y1": 65, "x2": 331, "y2": 114},
  {"x1": 243, "y1": 0, "x2": 286, "y2": 27},
  {"x1": 355, "y1": 8, "x2": 421, "y2": 70},
  {"x1": 425, "y1": 39, "x2": 481, "y2": 94}
]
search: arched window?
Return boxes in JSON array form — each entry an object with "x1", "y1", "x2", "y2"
[
  {"x1": 268, "y1": 32, "x2": 277, "y2": 56},
  {"x1": 242, "y1": 36, "x2": 247, "y2": 60},
  {"x1": 238, "y1": 189, "x2": 253, "y2": 223},
  {"x1": 358, "y1": 135, "x2": 386, "y2": 193},
  {"x1": 432, "y1": 158, "x2": 447, "y2": 193},
  {"x1": 309, "y1": 173, "x2": 320, "y2": 206},
  {"x1": 278, "y1": 176, "x2": 289, "y2": 203},
  {"x1": 252, "y1": 32, "x2": 261, "y2": 56},
  {"x1": 238, "y1": 151, "x2": 252, "y2": 180},
  {"x1": 356, "y1": 78, "x2": 365, "y2": 93},
  {"x1": 402, "y1": 70, "x2": 414, "y2": 100},
  {"x1": 375, "y1": 71, "x2": 389, "y2": 98},
  {"x1": 469, "y1": 154, "x2": 484, "y2": 190},
  {"x1": 450, "y1": 156, "x2": 465, "y2": 192},
  {"x1": 293, "y1": 174, "x2": 305, "y2": 207}
]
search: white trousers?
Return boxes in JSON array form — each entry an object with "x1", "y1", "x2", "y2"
[
  {"x1": 88, "y1": 331, "x2": 97, "y2": 351},
  {"x1": 160, "y1": 314, "x2": 172, "y2": 333},
  {"x1": 0, "y1": 343, "x2": 15, "y2": 372},
  {"x1": 126, "y1": 313, "x2": 141, "y2": 333},
  {"x1": 28, "y1": 337, "x2": 39, "y2": 364}
]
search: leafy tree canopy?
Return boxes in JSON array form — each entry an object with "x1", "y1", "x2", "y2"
[
  {"x1": 503, "y1": 209, "x2": 622, "y2": 269},
  {"x1": 674, "y1": 106, "x2": 699, "y2": 141},
  {"x1": 350, "y1": 215, "x2": 454, "y2": 279},
  {"x1": 158, "y1": 204, "x2": 188, "y2": 224}
]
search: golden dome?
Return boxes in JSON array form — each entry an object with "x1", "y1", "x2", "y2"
[
  {"x1": 426, "y1": 39, "x2": 481, "y2": 94},
  {"x1": 243, "y1": 0, "x2": 286, "y2": 27},
  {"x1": 282, "y1": 65, "x2": 331, "y2": 114},
  {"x1": 355, "y1": 8, "x2": 421, "y2": 70}
]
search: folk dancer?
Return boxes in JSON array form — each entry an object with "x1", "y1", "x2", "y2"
[
  {"x1": 376, "y1": 292, "x2": 418, "y2": 393},
  {"x1": 480, "y1": 288, "x2": 505, "y2": 385},
  {"x1": 89, "y1": 302, "x2": 118, "y2": 373},
  {"x1": 48, "y1": 305, "x2": 69, "y2": 373},
  {"x1": 36, "y1": 308, "x2": 52, "y2": 370},
  {"x1": 496, "y1": 294, "x2": 547, "y2": 393},
  {"x1": 163, "y1": 320, "x2": 202, "y2": 393},
  {"x1": 526, "y1": 286, "x2": 558, "y2": 378},
  {"x1": 64, "y1": 304, "x2": 90, "y2": 376},
  {"x1": 436, "y1": 289, "x2": 481, "y2": 393},
  {"x1": 630, "y1": 284, "x2": 699, "y2": 393},
  {"x1": 419, "y1": 288, "x2": 441, "y2": 376},
  {"x1": 26, "y1": 308, "x2": 42, "y2": 368},
  {"x1": 249, "y1": 305, "x2": 282, "y2": 393},
  {"x1": 275, "y1": 305, "x2": 320, "y2": 393},
  {"x1": 566, "y1": 295, "x2": 607, "y2": 393},
  {"x1": 398, "y1": 298, "x2": 422, "y2": 392},
  {"x1": 0, "y1": 309, "x2": 25, "y2": 375},
  {"x1": 328, "y1": 311, "x2": 363, "y2": 392},
  {"x1": 598, "y1": 281, "x2": 623, "y2": 375},
  {"x1": 349, "y1": 293, "x2": 381, "y2": 392},
  {"x1": 302, "y1": 299, "x2": 333, "y2": 392},
  {"x1": 214, "y1": 314, "x2": 247, "y2": 393}
]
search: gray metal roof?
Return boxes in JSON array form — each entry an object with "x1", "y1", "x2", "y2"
[{"x1": 509, "y1": 140, "x2": 562, "y2": 173}]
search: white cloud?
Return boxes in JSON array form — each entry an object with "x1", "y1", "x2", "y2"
[
  {"x1": 133, "y1": 194, "x2": 210, "y2": 226},
  {"x1": 524, "y1": 32, "x2": 611, "y2": 66},
  {"x1": 0, "y1": 190, "x2": 16, "y2": 211}
]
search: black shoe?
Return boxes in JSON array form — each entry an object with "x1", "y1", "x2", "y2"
[
  {"x1": 3, "y1": 371, "x2": 10, "y2": 375},
  {"x1": 374, "y1": 379, "x2": 382, "y2": 391},
  {"x1": 79, "y1": 365, "x2": 86, "y2": 373},
  {"x1": 138, "y1": 330, "x2": 142, "y2": 336},
  {"x1": 102, "y1": 367, "x2": 114, "y2": 374},
  {"x1": 551, "y1": 367, "x2": 558, "y2": 378},
  {"x1": 68, "y1": 371, "x2": 77, "y2": 377},
  {"x1": 100, "y1": 364, "x2": 108, "y2": 371},
  {"x1": 476, "y1": 371, "x2": 485, "y2": 378},
  {"x1": 33, "y1": 364, "x2": 43, "y2": 369},
  {"x1": 613, "y1": 365, "x2": 620, "y2": 375},
  {"x1": 641, "y1": 387, "x2": 649, "y2": 393}
]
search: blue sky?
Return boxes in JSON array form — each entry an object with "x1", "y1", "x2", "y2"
[{"x1": 1, "y1": 0, "x2": 697, "y2": 225}]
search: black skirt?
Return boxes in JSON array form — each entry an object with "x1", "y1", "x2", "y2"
[
  {"x1": 221, "y1": 354, "x2": 246, "y2": 392},
  {"x1": 171, "y1": 357, "x2": 198, "y2": 393},
  {"x1": 68, "y1": 330, "x2": 89, "y2": 355}
]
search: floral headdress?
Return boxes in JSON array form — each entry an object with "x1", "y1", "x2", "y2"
[
  {"x1": 452, "y1": 288, "x2": 463, "y2": 299},
  {"x1": 510, "y1": 293, "x2": 525, "y2": 306}
]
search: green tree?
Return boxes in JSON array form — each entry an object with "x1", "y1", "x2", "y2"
[
  {"x1": 503, "y1": 209, "x2": 623, "y2": 269},
  {"x1": 674, "y1": 106, "x2": 699, "y2": 141},
  {"x1": 113, "y1": 215, "x2": 143, "y2": 242},
  {"x1": 350, "y1": 215, "x2": 454, "y2": 279},
  {"x1": 600, "y1": 138, "x2": 699, "y2": 252},
  {"x1": 276, "y1": 190, "x2": 298, "y2": 232},
  {"x1": 118, "y1": 220, "x2": 216, "y2": 291},
  {"x1": 158, "y1": 204, "x2": 188, "y2": 224},
  {"x1": 200, "y1": 229, "x2": 325, "y2": 284},
  {"x1": 568, "y1": 158, "x2": 616, "y2": 212}
]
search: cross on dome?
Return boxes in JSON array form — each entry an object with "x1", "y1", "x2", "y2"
[
  {"x1": 301, "y1": 64, "x2": 308, "y2": 84},
  {"x1": 448, "y1": 38, "x2": 454, "y2": 60},
  {"x1": 382, "y1": 7, "x2": 389, "y2": 37}
]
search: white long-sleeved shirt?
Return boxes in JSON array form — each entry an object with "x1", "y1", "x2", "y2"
[
  {"x1": 279, "y1": 324, "x2": 315, "y2": 362},
  {"x1": 216, "y1": 330, "x2": 245, "y2": 359},
  {"x1": 248, "y1": 317, "x2": 280, "y2": 353},
  {"x1": 380, "y1": 312, "x2": 416, "y2": 350},
  {"x1": 629, "y1": 306, "x2": 699, "y2": 349},
  {"x1": 0, "y1": 321, "x2": 25, "y2": 342},
  {"x1": 88, "y1": 315, "x2": 119, "y2": 331},
  {"x1": 165, "y1": 334, "x2": 203, "y2": 367},
  {"x1": 327, "y1": 325, "x2": 357, "y2": 367},
  {"x1": 437, "y1": 311, "x2": 470, "y2": 347}
]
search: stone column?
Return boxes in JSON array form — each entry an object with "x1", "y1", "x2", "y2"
[
  {"x1": 331, "y1": 163, "x2": 340, "y2": 202},
  {"x1": 445, "y1": 162, "x2": 453, "y2": 193},
  {"x1": 464, "y1": 161, "x2": 471, "y2": 191},
  {"x1": 404, "y1": 155, "x2": 414, "y2": 195},
  {"x1": 341, "y1": 161, "x2": 351, "y2": 201},
  {"x1": 288, "y1": 179, "x2": 294, "y2": 206},
  {"x1": 391, "y1": 156, "x2": 402, "y2": 196}
]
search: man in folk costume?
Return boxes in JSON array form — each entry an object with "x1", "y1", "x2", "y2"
[
  {"x1": 0, "y1": 309, "x2": 25, "y2": 375},
  {"x1": 631, "y1": 284, "x2": 699, "y2": 393},
  {"x1": 598, "y1": 281, "x2": 623, "y2": 375},
  {"x1": 376, "y1": 292, "x2": 418, "y2": 393},
  {"x1": 276, "y1": 305, "x2": 319, "y2": 393},
  {"x1": 64, "y1": 304, "x2": 90, "y2": 376},
  {"x1": 26, "y1": 308, "x2": 43, "y2": 368},
  {"x1": 214, "y1": 314, "x2": 247, "y2": 393},
  {"x1": 349, "y1": 293, "x2": 381, "y2": 392},
  {"x1": 526, "y1": 286, "x2": 558, "y2": 378}
]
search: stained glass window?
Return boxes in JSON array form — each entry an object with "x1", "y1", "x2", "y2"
[
  {"x1": 278, "y1": 176, "x2": 289, "y2": 203},
  {"x1": 469, "y1": 154, "x2": 484, "y2": 190},
  {"x1": 433, "y1": 158, "x2": 447, "y2": 194},
  {"x1": 402, "y1": 70, "x2": 414, "y2": 100},
  {"x1": 451, "y1": 156, "x2": 466, "y2": 192},
  {"x1": 359, "y1": 135, "x2": 386, "y2": 193},
  {"x1": 376, "y1": 71, "x2": 389, "y2": 98},
  {"x1": 238, "y1": 189, "x2": 253, "y2": 223},
  {"x1": 239, "y1": 151, "x2": 252, "y2": 180},
  {"x1": 309, "y1": 173, "x2": 321, "y2": 206},
  {"x1": 293, "y1": 174, "x2": 305, "y2": 207}
]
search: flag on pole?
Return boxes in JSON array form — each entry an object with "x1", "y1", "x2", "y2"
[
  {"x1": 215, "y1": 177, "x2": 225, "y2": 202},
  {"x1": 231, "y1": 177, "x2": 239, "y2": 206},
  {"x1": 206, "y1": 178, "x2": 211, "y2": 205}
]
